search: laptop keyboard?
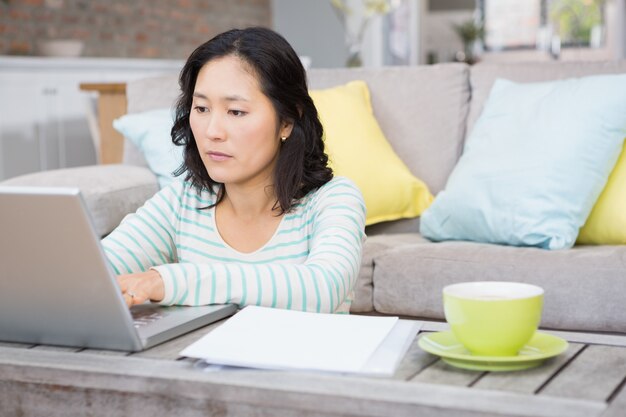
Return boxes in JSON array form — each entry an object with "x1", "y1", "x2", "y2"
[{"x1": 131, "y1": 308, "x2": 165, "y2": 328}]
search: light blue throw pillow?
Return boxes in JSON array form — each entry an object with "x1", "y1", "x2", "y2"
[
  {"x1": 113, "y1": 108, "x2": 183, "y2": 188},
  {"x1": 421, "y1": 74, "x2": 626, "y2": 250}
]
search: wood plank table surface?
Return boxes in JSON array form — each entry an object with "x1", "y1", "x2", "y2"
[{"x1": 1, "y1": 319, "x2": 625, "y2": 417}]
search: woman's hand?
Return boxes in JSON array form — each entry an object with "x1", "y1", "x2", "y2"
[{"x1": 116, "y1": 269, "x2": 165, "y2": 307}]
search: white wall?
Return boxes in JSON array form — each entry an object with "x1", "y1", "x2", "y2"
[
  {"x1": 422, "y1": 9, "x2": 474, "y2": 64},
  {"x1": 271, "y1": 0, "x2": 347, "y2": 68},
  {"x1": 272, "y1": 0, "x2": 425, "y2": 68},
  {"x1": 618, "y1": 0, "x2": 626, "y2": 59}
]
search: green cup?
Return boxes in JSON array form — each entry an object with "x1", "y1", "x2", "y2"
[{"x1": 443, "y1": 281, "x2": 544, "y2": 357}]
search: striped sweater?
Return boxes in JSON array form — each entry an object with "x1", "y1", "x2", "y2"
[{"x1": 102, "y1": 176, "x2": 366, "y2": 314}]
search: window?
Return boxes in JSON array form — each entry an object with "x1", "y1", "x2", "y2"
[{"x1": 479, "y1": 0, "x2": 606, "y2": 51}]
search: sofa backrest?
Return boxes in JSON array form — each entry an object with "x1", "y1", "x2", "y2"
[
  {"x1": 125, "y1": 64, "x2": 472, "y2": 198},
  {"x1": 124, "y1": 60, "x2": 626, "y2": 234},
  {"x1": 123, "y1": 74, "x2": 180, "y2": 166},
  {"x1": 307, "y1": 64, "x2": 471, "y2": 195},
  {"x1": 126, "y1": 74, "x2": 181, "y2": 114}
]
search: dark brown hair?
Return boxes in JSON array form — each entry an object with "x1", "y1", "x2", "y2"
[{"x1": 171, "y1": 27, "x2": 332, "y2": 213}]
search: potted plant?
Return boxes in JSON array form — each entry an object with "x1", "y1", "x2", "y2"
[{"x1": 452, "y1": 19, "x2": 485, "y2": 65}]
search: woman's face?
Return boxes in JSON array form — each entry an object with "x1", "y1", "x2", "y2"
[{"x1": 189, "y1": 55, "x2": 292, "y2": 188}]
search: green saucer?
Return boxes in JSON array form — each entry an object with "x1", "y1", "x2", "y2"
[{"x1": 418, "y1": 331, "x2": 569, "y2": 372}]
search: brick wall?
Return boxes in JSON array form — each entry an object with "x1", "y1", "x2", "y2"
[{"x1": 0, "y1": 0, "x2": 271, "y2": 59}]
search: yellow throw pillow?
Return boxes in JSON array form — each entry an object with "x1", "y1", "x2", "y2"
[
  {"x1": 310, "y1": 80, "x2": 433, "y2": 226},
  {"x1": 577, "y1": 140, "x2": 626, "y2": 244}
]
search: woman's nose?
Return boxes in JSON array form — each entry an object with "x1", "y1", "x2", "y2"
[{"x1": 205, "y1": 113, "x2": 226, "y2": 141}]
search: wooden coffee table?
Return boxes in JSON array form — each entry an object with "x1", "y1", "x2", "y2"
[{"x1": 1, "y1": 320, "x2": 625, "y2": 417}]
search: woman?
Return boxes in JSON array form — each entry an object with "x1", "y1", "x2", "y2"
[{"x1": 103, "y1": 27, "x2": 366, "y2": 314}]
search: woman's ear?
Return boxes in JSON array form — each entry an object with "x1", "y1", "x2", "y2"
[{"x1": 280, "y1": 119, "x2": 295, "y2": 139}]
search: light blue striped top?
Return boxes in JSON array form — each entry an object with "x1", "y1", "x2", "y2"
[{"x1": 102, "y1": 176, "x2": 366, "y2": 313}]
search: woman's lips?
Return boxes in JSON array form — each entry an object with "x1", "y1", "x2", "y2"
[{"x1": 207, "y1": 151, "x2": 232, "y2": 162}]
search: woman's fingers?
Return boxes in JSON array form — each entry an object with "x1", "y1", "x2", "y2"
[
  {"x1": 130, "y1": 291, "x2": 150, "y2": 305},
  {"x1": 122, "y1": 287, "x2": 150, "y2": 306},
  {"x1": 116, "y1": 276, "x2": 128, "y2": 293},
  {"x1": 116, "y1": 271, "x2": 164, "y2": 306},
  {"x1": 123, "y1": 292, "x2": 133, "y2": 307}
]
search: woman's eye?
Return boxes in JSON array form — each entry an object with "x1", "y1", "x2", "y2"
[
  {"x1": 229, "y1": 109, "x2": 247, "y2": 117},
  {"x1": 194, "y1": 106, "x2": 208, "y2": 113}
]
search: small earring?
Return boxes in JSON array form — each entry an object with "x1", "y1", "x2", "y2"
[{"x1": 281, "y1": 136, "x2": 287, "y2": 142}]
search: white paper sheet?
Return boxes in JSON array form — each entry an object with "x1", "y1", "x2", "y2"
[
  {"x1": 181, "y1": 305, "x2": 399, "y2": 374},
  {"x1": 360, "y1": 319, "x2": 422, "y2": 376}
]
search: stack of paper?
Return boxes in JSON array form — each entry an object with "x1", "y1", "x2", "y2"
[{"x1": 181, "y1": 306, "x2": 421, "y2": 376}]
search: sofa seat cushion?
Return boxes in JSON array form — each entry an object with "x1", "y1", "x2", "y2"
[
  {"x1": 350, "y1": 233, "x2": 430, "y2": 313},
  {"x1": 1, "y1": 165, "x2": 158, "y2": 237},
  {"x1": 373, "y1": 238, "x2": 626, "y2": 333}
]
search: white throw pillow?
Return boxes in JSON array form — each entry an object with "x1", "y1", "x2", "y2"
[{"x1": 113, "y1": 108, "x2": 182, "y2": 188}]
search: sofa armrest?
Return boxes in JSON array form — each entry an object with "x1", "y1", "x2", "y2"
[{"x1": 1, "y1": 165, "x2": 158, "y2": 237}]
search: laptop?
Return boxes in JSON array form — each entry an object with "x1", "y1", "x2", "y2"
[{"x1": 0, "y1": 186, "x2": 237, "y2": 351}]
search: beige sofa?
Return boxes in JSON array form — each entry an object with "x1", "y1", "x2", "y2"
[{"x1": 5, "y1": 60, "x2": 626, "y2": 334}]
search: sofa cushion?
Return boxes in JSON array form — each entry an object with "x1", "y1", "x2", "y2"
[
  {"x1": 1, "y1": 165, "x2": 158, "y2": 237},
  {"x1": 578, "y1": 142, "x2": 626, "y2": 244},
  {"x1": 350, "y1": 233, "x2": 430, "y2": 313},
  {"x1": 307, "y1": 64, "x2": 470, "y2": 195},
  {"x1": 310, "y1": 80, "x2": 433, "y2": 226},
  {"x1": 114, "y1": 108, "x2": 182, "y2": 188},
  {"x1": 372, "y1": 239, "x2": 626, "y2": 333},
  {"x1": 468, "y1": 61, "x2": 626, "y2": 136},
  {"x1": 421, "y1": 74, "x2": 626, "y2": 250}
]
